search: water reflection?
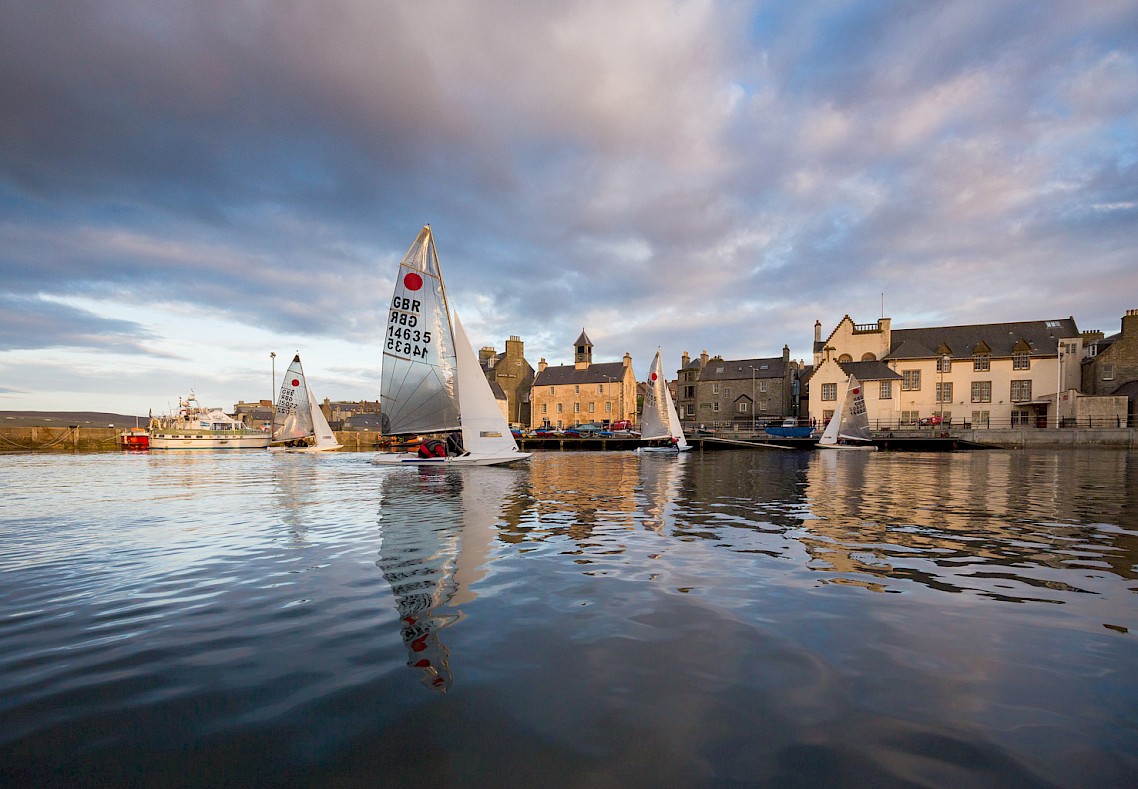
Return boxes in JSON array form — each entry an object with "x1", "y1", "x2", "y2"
[
  {"x1": 375, "y1": 466, "x2": 522, "y2": 692},
  {"x1": 800, "y1": 450, "x2": 1138, "y2": 601}
]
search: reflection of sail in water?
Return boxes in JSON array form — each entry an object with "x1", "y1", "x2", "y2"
[
  {"x1": 376, "y1": 466, "x2": 518, "y2": 692},
  {"x1": 637, "y1": 452, "x2": 689, "y2": 532}
]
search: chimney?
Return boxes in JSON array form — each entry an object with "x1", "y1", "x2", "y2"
[
  {"x1": 623, "y1": 352, "x2": 631, "y2": 368},
  {"x1": 700, "y1": 350, "x2": 709, "y2": 368},
  {"x1": 814, "y1": 320, "x2": 821, "y2": 343},
  {"x1": 1124, "y1": 308, "x2": 1138, "y2": 337},
  {"x1": 538, "y1": 357, "x2": 548, "y2": 373},
  {"x1": 681, "y1": 351, "x2": 690, "y2": 369},
  {"x1": 782, "y1": 344, "x2": 790, "y2": 362}
]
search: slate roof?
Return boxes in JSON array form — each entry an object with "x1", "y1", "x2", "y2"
[
  {"x1": 574, "y1": 329, "x2": 593, "y2": 348},
  {"x1": 698, "y1": 357, "x2": 789, "y2": 381},
  {"x1": 886, "y1": 318, "x2": 1079, "y2": 359},
  {"x1": 533, "y1": 361, "x2": 627, "y2": 386},
  {"x1": 835, "y1": 360, "x2": 902, "y2": 381},
  {"x1": 489, "y1": 381, "x2": 507, "y2": 401}
]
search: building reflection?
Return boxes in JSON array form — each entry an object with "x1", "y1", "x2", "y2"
[
  {"x1": 375, "y1": 466, "x2": 525, "y2": 692},
  {"x1": 799, "y1": 450, "x2": 1138, "y2": 598}
]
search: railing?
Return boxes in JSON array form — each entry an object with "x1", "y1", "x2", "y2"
[
  {"x1": 681, "y1": 415, "x2": 1131, "y2": 433},
  {"x1": 851, "y1": 323, "x2": 880, "y2": 334}
]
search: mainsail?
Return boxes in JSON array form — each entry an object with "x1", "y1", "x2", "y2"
[
  {"x1": 274, "y1": 354, "x2": 315, "y2": 442},
  {"x1": 380, "y1": 226, "x2": 460, "y2": 436},
  {"x1": 640, "y1": 351, "x2": 670, "y2": 441},
  {"x1": 819, "y1": 374, "x2": 872, "y2": 445}
]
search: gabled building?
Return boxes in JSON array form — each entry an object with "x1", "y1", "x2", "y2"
[
  {"x1": 530, "y1": 330, "x2": 637, "y2": 429},
  {"x1": 810, "y1": 315, "x2": 1083, "y2": 428},
  {"x1": 1080, "y1": 308, "x2": 1138, "y2": 425},
  {"x1": 675, "y1": 347, "x2": 798, "y2": 431},
  {"x1": 479, "y1": 335, "x2": 535, "y2": 428}
]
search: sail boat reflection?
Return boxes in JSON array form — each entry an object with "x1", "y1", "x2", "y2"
[
  {"x1": 637, "y1": 451, "x2": 690, "y2": 533},
  {"x1": 376, "y1": 466, "x2": 518, "y2": 692}
]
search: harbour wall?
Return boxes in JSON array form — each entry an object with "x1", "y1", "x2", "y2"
[{"x1": 1, "y1": 425, "x2": 1135, "y2": 452}]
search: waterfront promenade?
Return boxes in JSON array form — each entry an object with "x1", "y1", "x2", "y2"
[{"x1": 2, "y1": 424, "x2": 1135, "y2": 452}]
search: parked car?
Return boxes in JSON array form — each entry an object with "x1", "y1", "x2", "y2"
[
  {"x1": 919, "y1": 416, "x2": 943, "y2": 426},
  {"x1": 565, "y1": 423, "x2": 600, "y2": 437},
  {"x1": 610, "y1": 420, "x2": 632, "y2": 431}
]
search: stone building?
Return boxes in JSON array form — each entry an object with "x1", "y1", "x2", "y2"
[
  {"x1": 1080, "y1": 308, "x2": 1138, "y2": 424},
  {"x1": 531, "y1": 330, "x2": 637, "y2": 429},
  {"x1": 479, "y1": 335, "x2": 534, "y2": 428},
  {"x1": 809, "y1": 315, "x2": 1083, "y2": 428},
  {"x1": 675, "y1": 347, "x2": 799, "y2": 431}
]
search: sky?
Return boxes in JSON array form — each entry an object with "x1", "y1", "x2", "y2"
[{"x1": 2, "y1": 0, "x2": 1136, "y2": 415}]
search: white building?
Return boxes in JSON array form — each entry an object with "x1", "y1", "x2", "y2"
[{"x1": 809, "y1": 315, "x2": 1083, "y2": 429}]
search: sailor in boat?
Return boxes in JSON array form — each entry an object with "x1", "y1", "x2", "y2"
[{"x1": 416, "y1": 433, "x2": 467, "y2": 459}]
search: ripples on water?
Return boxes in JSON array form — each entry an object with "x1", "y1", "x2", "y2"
[{"x1": 1, "y1": 449, "x2": 1136, "y2": 787}]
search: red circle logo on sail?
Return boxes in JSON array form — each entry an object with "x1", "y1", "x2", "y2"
[
  {"x1": 291, "y1": 379, "x2": 300, "y2": 387},
  {"x1": 404, "y1": 272, "x2": 423, "y2": 291},
  {"x1": 852, "y1": 387, "x2": 860, "y2": 395},
  {"x1": 650, "y1": 372, "x2": 658, "y2": 381}
]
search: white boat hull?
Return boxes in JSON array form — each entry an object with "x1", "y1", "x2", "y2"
[
  {"x1": 371, "y1": 450, "x2": 531, "y2": 467},
  {"x1": 150, "y1": 433, "x2": 270, "y2": 450},
  {"x1": 635, "y1": 445, "x2": 692, "y2": 453},
  {"x1": 269, "y1": 443, "x2": 343, "y2": 453},
  {"x1": 817, "y1": 443, "x2": 877, "y2": 451}
]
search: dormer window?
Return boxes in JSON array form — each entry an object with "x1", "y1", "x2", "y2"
[{"x1": 973, "y1": 353, "x2": 990, "y2": 372}]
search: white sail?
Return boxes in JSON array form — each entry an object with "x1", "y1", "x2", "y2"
[
  {"x1": 638, "y1": 350, "x2": 690, "y2": 452},
  {"x1": 838, "y1": 374, "x2": 872, "y2": 442},
  {"x1": 274, "y1": 354, "x2": 314, "y2": 442},
  {"x1": 453, "y1": 313, "x2": 522, "y2": 457},
  {"x1": 819, "y1": 374, "x2": 875, "y2": 449},
  {"x1": 374, "y1": 226, "x2": 530, "y2": 466},
  {"x1": 380, "y1": 226, "x2": 460, "y2": 437},
  {"x1": 640, "y1": 352, "x2": 670, "y2": 441},
  {"x1": 819, "y1": 386, "x2": 844, "y2": 446},
  {"x1": 306, "y1": 383, "x2": 342, "y2": 451}
]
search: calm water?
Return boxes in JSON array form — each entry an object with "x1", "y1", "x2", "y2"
[{"x1": 1, "y1": 448, "x2": 1136, "y2": 787}]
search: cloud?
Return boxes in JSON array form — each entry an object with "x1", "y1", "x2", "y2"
[{"x1": 0, "y1": 1, "x2": 1136, "y2": 410}]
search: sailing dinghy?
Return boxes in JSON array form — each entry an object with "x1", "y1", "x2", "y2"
[
  {"x1": 818, "y1": 374, "x2": 877, "y2": 451},
  {"x1": 270, "y1": 353, "x2": 342, "y2": 452},
  {"x1": 636, "y1": 350, "x2": 691, "y2": 453},
  {"x1": 373, "y1": 226, "x2": 530, "y2": 466}
]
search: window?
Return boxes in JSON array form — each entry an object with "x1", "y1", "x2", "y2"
[
  {"x1": 712, "y1": 403, "x2": 720, "y2": 412},
  {"x1": 880, "y1": 381, "x2": 892, "y2": 399},
  {"x1": 821, "y1": 383, "x2": 838, "y2": 401},
  {"x1": 972, "y1": 410, "x2": 990, "y2": 427},
  {"x1": 739, "y1": 402, "x2": 749, "y2": 412},
  {"x1": 1103, "y1": 363, "x2": 1115, "y2": 381},
  {"x1": 1012, "y1": 351, "x2": 1030, "y2": 370},
  {"x1": 822, "y1": 409, "x2": 834, "y2": 424},
  {"x1": 588, "y1": 402, "x2": 595, "y2": 413},
  {"x1": 683, "y1": 386, "x2": 695, "y2": 398},
  {"x1": 686, "y1": 404, "x2": 695, "y2": 416},
  {"x1": 862, "y1": 353, "x2": 877, "y2": 361},
  {"x1": 901, "y1": 410, "x2": 918, "y2": 425},
  {"x1": 936, "y1": 382, "x2": 953, "y2": 403},
  {"x1": 712, "y1": 383, "x2": 720, "y2": 394},
  {"x1": 838, "y1": 354, "x2": 853, "y2": 363},
  {"x1": 557, "y1": 403, "x2": 562, "y2": 413},
  {"x1": 902, "y1": 370, "x2": 921, "y2": 391},
  {"x1": 549, "y1": 386, "x2": 554, "y2": 395},
  {"x1": 1012, "y1": 409, "x2": 1031, "y2": 426},
  {"x1": 759, "y1": 400, "x2": 768, "y2": 412},
  {"x1": 759, "y1": 381, "x2": 768, "y2": 393},
  {"x1": 605, "y1": 401, "x2": 611, "y2": 413},
  {"x1": 574, "y1": 385, "x2": 580, "y2": 394},
  {"x1": 574, "y1": 403, "x2": 580, "y2": 413},
  {"x1": 973, "y1": 354, "x2": 990, "y2": 371},
  {"x1": 936, "y1": 356, "x2": 951, "y2": 372},
  {"x1": 724, "y1": 386, "x2": 731, "y2": 396},
  {"x1": 1010, "y1": 380, "x2": 1032, "y2": 401},
  {"x1": 598, "y1": 384, "x2": 604, "y2": 394},
  {"x1": 971, "y1": 381, "x2": 992, "y2": 403},
  {"x1": 541, "y1": 404, "x2": 547, "y2": 414}
]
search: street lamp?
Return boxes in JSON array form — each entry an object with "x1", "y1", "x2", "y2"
[{"x1": 270, "y1": 352, "x2": 276, "y2": 412}]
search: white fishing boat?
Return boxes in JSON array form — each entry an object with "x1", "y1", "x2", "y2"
[
  {"x1": 269, "y1": 353, "x2": 342, "y2": 452},
  {"x1": 818, "y1": 374, "x2": 878, "y2": 451},
  {"x1": 149, "y1": 391, "x2": 270, "y2": 450},
  {"x1": 373, "y1": 226, "x2": 530, "y2": 466},
  {"x1": 636, "y1": 350, "x2": 691, "y2": 453}
]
